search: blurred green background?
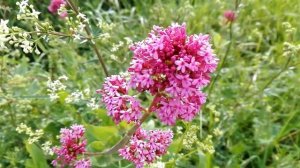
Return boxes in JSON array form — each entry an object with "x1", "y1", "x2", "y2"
[{"x1": 0, "y1": 0, "x2": 299, "y2": 167}]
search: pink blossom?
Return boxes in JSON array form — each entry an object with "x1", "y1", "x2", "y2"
[
  {"x1": 97, "y1": 75, "x2": 142, "y2": 124},
  {"x1": 74, "y1": 159, "x2": 92, "y2": 168},
  {"x1": 48, "y1": 0, "x2": 67, "y2": 18},
  {"x1": 119, "y1": 128, "x2": 173, "y2": 168},
  {"x1": 223, "y1": 10, "x2": 236, "y2": 22},
  {"x1": 128, "y1": 23, "x2": 218, "y2": 125},
  {"x1": 52, "y1": 125, "x2": 90, "y2": 168}
]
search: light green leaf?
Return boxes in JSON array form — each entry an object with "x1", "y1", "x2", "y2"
[{"x1": 25, "y1": 143, "x2": 49, "y2": 168}]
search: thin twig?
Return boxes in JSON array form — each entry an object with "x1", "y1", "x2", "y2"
[
  {"x1": 260, "y1": 55, "x2": 292, "y2": 91},
  {"x1": 207, "y1": 22, "x2": 233, "y2": 97},
  {"x1": 66, "y1": 0, "x2": 109, "y2": 77}
]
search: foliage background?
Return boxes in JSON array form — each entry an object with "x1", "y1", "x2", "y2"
[{"x1": 0, "y1": 0, "x2": 299, "y2": 167}]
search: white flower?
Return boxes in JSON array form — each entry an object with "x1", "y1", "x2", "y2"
[
  {"x1": 58, "y1": 75, "x2": 68, "y2": 80},
  {"x1": 0, "y1": 19, "x2": 9, "y2": 34},
  {"x1": 47, "y1": 76, "x2": 68, "y2": 101},
  {"x1": 34, "y1": 48, "x2": 41, "y2": 55},
  {"x1": 111, "y1": 41, "x2": 124, "y2": 52},
  {"x1": 65, "y1": 90, "x2": 84, "y2": 103},
  {"x1": 78, "y1": 23, "x2": 86, "y2": 32},
  {"x1": 77, "y1": 13, "x2": 88, "y2": 23},
  {"x1": 97, "y1": 20, "x2": 115, "y2": 31},
  {"x1": 0, "y1": 35, "x2": 9, "y2": 51},
  {"x1": 87, "y1": 98, "x2": 99, "y2": 110},
  {"x1": 16, "y1": 0, "x2": 40, "y2": 20},
  {"x1": 20, "y1": 40, "x2": 33, "y2": 53},
  {"x1": 84, "y1": 88, "x2": 90, "y2": 95},
  {"x1": 58, "y1": 4, "x2": 67, "y2": 16},
  {"x1": 124, "y1": 37, "x2": 133, "y2": 45},
  {"x1": 73, "y1": 34, "x2": 81, "y2": 41},
  {"x1": 0, "y1": 20, "x2": 10, "y2": 51},
  {"x1": 49, "y1": 93, "x2": 59, "y2": 101},
  {"x1": 16, "y1": 123, "x2": 44, "y2": 144},
  {"x1": 16, "y1": 0, "x2": 29, "y2": 13},
  {"x1": 31, "y1": 8, "x2": 40, "y2": 19},
  {"x1": 99, "y1": 33, "x2": 111, "y2": 41},
  {"x1": 42, "y1": 141, "x2": 54, "y2": 155}
]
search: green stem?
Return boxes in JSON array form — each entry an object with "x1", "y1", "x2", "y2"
[
  {"x1": 85, "y1": 94, "x2": 159, "y2": 156},
  {"x1": 208, "y1": 23, "x2": 233, "y2": 98},
  {"x1": 234, "y1": 54, "x2": 292, "y2": 107},
  {"x1": 260, "y1": 55, "x2": 292, "y2": 92},
  {"x1": 66, "y1": 0, "x2": 109, "y2": 77}
]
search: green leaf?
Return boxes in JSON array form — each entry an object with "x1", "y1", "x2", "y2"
[
  {"x1": 168, "y1": 138, "x2": 181, "y2": 153},
  {"x1": 87, "y1": 141, "x2": 105, "y2": 151},
  {"x1": 85, "y1": 124, "x2": 119, "y2": 143},
  {"x1": 25, "y1": 143, "x2": 49, "y2": 168}
]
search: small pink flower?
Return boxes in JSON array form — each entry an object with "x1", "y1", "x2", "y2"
[
  {"x1": 74, "y1": 159, "x2": 91, "y2": 168},
  {"x1": 119, "y1": 128, "x2": 173, "y2": 168},
  {"x1": 97, "y1": 75, "x2": 142, "y2": 124},
  {"x1": 48, "y1": 0, "x2": 67, "y2": 18},
  {"x1": 52, "y1": 125, "x2": 90, "y2": 168},
  {"x1": 223, "y1": 10, "x2": 236, "y2": 23}
]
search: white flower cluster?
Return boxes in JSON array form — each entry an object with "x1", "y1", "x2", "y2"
[
  {"x1": 66, "y1": 88, "x2": 99, "y2": 110},
  {"x1": 65, "y1": 90, "x2": 84, "y2": 103},
  {"x1": 0, "y1": 19, "x2": 10, "y2": 51},
  {"x1": 16, "y1": 123, "x2": 44, "y2": 144},
  {"x1": 145, "y1": 161, "x2": 165, "y2": 168},
  {"x1": 67, "y1": 12, "x2": 89, "y2": 42},
  {"x1": 87, "y1": 98, "x2": 99, "y2": 110},
  {"x1": 0, "y1": 1, "x2": 46, "y2": 54},
  {"x1": 57, "y1": 4, "x2": 67, "y2": 17},
  {"x1": 282, "y1": 22, "x2": 296, "y2": 35},
  {"x1": 96, "y1": 20, "x2": 116, "y2": 42},
  {"x1": 42, "y1": 141, "x2": 54, "y2": 155},
  {"x1": 16, "y1": 0, "x2": 40, "y2": 20},
  {"x1": 46, "y1": 76, "x2": 100, "y2": 110},
  {"x1": 98, "y1": 32, "x2": 111, "y2": 42},
  {"x1": 111, "y1": 41, "x2": 124, "y2": 52},
  {"x1": 124, "y1": 37, "x2": 133, "y2": 45},
  {"x1": 283, "y1": 42, "x2": 300, "y2": 57},
  {"x1": 207, "y1": 104, "x2": 221, "y2": 122},
  {"x1": 213, "y1": 128, "x2": 223, "y2": 136},
  {"x1": 198, "y1": 135, "x2": 215, "y2": 154},
  {"x1": 97, "y1": 20, "x2": 115, "y2": 32},
  {"x1": 47, "y1": 75, "x2": 68, "y2": 101},
  {"x1": 183, "y1": 125, "x2": 199, "y2": 150}
]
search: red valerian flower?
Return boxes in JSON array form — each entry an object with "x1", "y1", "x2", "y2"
[
  {"x1": 119, "y1": 128, "x2": 173, "y2": 168},
  {"x1": 52, "y1": 125, "x2": 90, "y2": 168},
  {"x1": 97, "y1": 75, "x2": 143, "y2": 124},
  {"x1": 223, "y1": 10, "x2": 236, "y2": 23},
  {"x1": 128, "y1": 23, "x2": 218, "y2": 125}
]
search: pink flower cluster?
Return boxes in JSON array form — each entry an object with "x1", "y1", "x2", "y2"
[
  {"x1": 97, "y1": 75, "x2": 142, "y2": 124},
  {"x1": 119, "y1": 128, "x2": 173, "y2": 168},
  {"x1": 74, "y1": 159, "x2": 91, "y2": 168},
  {"x1": 48, "y1": 0, "x2": 67, "y2": 18},
  {"x1": 128, "y1": 23, "x2": 218, "y2": 125},
  {"x1": 52, "y1": 125, "x2": 91, "y2": 168},
  {"x1": 223, "y1": 10, "x2": 236, "y2": 23}
]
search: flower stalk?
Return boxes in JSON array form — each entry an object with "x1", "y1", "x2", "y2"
[
  {"x1": 66, "y1": 0, "x2": 109, "y2": 77},
  {"x1": 84, "y1": 94, "x2": 159, "y2": 156}
]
